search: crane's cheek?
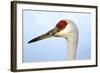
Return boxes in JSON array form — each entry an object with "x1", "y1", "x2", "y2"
[{"x1": 55, "y1": 31, "x2": 67, "y2": 37}]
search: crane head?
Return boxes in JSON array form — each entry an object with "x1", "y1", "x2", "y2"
[{"x1": 28, "y1": 19, "x2": 78, "y2": 43}]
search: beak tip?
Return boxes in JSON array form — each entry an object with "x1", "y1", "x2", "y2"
[
  {"x1": 28, "y1": 41, "x2": 30, "y2": 44},
  {"x1": 28, "y1": 40, "x2": 32, "y2": 44}
]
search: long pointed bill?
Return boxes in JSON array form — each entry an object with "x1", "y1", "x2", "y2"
[{"x1": 28, "y1": 28, "x2": 57, "y2": 43}]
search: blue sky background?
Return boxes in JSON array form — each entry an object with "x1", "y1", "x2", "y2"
[{"x1": 22, "y1": 10, "x2": 91, "y2": 63}]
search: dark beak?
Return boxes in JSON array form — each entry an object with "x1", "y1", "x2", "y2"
[{"x1": 28, "y1": 28, "x2": 57, "y2": 43}]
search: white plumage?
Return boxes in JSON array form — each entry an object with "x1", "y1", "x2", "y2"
[{"x1": 28, "y1": 19, "x2": 79, "y2": 60}]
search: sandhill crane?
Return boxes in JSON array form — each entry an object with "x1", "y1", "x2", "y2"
[{"x1": 28, "y1": 19, "x2": 79, "y2": 60}]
